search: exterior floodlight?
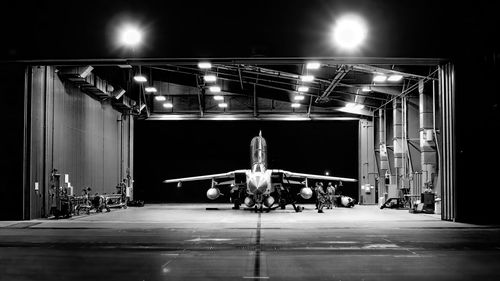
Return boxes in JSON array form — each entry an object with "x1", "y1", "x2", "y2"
[
  {"x1": 306, "y1": 62, "x2": 321, "y2": 69},
  {"x1": 204, "y1": 75, "x2": 217, "y2": 82},
  {"x1": 213, "y1": 95, "x2": 224, "y2": 101},
  {"x1": 373, "y1": 75, "x2": 387, "y2": 82},
  {"x1": 119, "y1": 25, "x2": 143, "y2": 47},
  {"x1": 209, "y1": 86, "x2": 221, "y2": 92},
  {"x1": 325, "y1": 171, "x2": 330, "y2": 176},
  {"x1": 163, "y1": 102, "x2": 173, "y2": 108},
  {"x1": 139, "y1": 104, "x2": 146, "y2": 112},
  {"x1": 361, "y1": 87, "x2": 371, "y2": 92},
  {"x1": 298, "y1": 86, "x2": 309, "y2": 92},
  {"x1": 291, "y1": 103, "x2": 301, "y2": 108},
  {"x1": 198, "y1": 62, "x2": 212, "y2": 69},
  {"x1": 388, "y1": 74, "x2": 403, "y2": 82},
  {"x1": 332, "y1": 14, "x2": 367, "y2": 50},
  {"x1": 155, "y1": 96, "x2": 166, "y2": 101},
  {"x1": 133, "y1": 75, "x2": 147, "y2": 82},
  {"x1": 300, "y1": 75, "x2": 315, "y2": 82},
  {"x1": 218, "y1": 103, "x2": 228, "y2": 108},
  {"x1": 145, "y1": 87, "x2": 157, "y2": 93},
  {"x1": 294, "y1": 95, "x2": 305, "y2": 101}
]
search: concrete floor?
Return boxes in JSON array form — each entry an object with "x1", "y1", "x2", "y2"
[{"x1": 1, "y1": 204, "x2": 499, "y2": 281}]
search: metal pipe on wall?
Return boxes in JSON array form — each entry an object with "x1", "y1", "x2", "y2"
[
  {"x1": 419, "y1": 80, "x2": 437, "y2": 194},
  {"x1": 393, "y1": 99, "x2": 403, "y2": 191}
]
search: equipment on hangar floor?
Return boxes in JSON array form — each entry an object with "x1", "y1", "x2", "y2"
[{"x1": 164, "y1": 131, "x2": 358, "y2": 213}]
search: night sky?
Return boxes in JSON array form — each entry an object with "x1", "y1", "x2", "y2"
[
  {"x1": 2, "y1": 0, "x2": 498, "y2": 60},
  {"x1": 134, "y1": 120, "x2": 359, "y2": 203}
]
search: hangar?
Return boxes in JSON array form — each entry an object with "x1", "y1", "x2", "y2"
[
  {"x1": 4, "y1": 57, "x2": 455, "y2": 219},
  {"x1": 1, "y1": 1, "x2": 499, "y2": 280}
]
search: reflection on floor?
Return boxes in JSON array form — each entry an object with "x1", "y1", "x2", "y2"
[{"x1": 1, "y1": 204, "x2": 499, "y2": 281}]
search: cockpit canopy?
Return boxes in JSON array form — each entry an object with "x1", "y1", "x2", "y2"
[{"x1": 250, "y1": 136, "x2": 267, "y2": 169}]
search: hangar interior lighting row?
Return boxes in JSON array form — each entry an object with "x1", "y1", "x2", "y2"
[
  {"x1": 293, "y1": 61, "x2": 320, "y2": 108},
  {"x1": 373, "y1": 74, "x2": 403, "y2": 83},
  {"x1": 198, "y1": 62, "x2": 228, "y2": 110}
]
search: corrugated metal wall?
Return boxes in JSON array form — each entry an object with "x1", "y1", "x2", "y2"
[
  {"x1": 27, "y1": 66, "x2": 133, "y2": 219},
  {"x1": 439, "y1": 63, "x2": 456, "y2": 221}
]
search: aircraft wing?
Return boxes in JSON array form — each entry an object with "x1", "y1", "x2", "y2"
[
  {"x1": 272, "y1": 169, "x2": 357, "y2": 182},
  {"x1": 163, "y1": 169, "x2": 248, "y2": 184}
]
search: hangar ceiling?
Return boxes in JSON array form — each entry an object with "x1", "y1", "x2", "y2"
[{"x1": 57, "y1": 58, "x2": 443, "y2": 120}]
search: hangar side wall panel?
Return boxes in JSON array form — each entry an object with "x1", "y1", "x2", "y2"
[
  {"x1": 28, "y1": 66, "x2": 48, "y2": 218},
  {"x1": 51, "y1": 72, "x2": 121, "y2": 196},
  {"x1": 27, "y1": 66, "x2": 128, "y2": 219}
]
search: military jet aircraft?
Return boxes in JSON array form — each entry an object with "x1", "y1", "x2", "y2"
[{"x1": 163, "y1": 131, "x2": 357, "y2": 212}]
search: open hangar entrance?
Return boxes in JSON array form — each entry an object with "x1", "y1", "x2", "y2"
[{"x1": 16, "y1": 57, "x2": 455, "y2": 220}]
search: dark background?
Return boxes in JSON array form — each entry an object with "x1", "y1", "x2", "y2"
[
  {"x1": 2, "y1": 0, "x2": 499, "y2": 222},
  {"x1": 134, "y1": 121, "x2": 359, "y2": 203}
]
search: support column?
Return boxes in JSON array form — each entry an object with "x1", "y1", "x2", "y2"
[
  {"x1": 378, "y1": 110, "x2": 389, "y2": 202},
  {"x1": 419, "y1": 80, "x2": 438, "y2": 196},
  {"x1": 393, "y1": 99, "x2": 403, "y2": 194},
  {"x1": 358, "y1": 119, "x2": 376, "y2": 204}
]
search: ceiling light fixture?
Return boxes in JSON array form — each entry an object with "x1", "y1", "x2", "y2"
[
  {"x1": 373, "y1": 75, "x2": 387, "y2": 82},
  {"x1": 361, "y1": 87, "x2": 371, "y2": 92},
  {"x1": 291, "y1": 103, "x2": 301, "y2": 108},
  {"x1": 113, "y1": 89, "x2": 126, "y2": 99},
  {"x1": 163, "y1": 102, "x2": 173, "y2": 108},
  {"x1": 218, "y1": 103, "x2": 228, "y2": 108},
  {"x1": 198, "y1": 62, "x2": 212, "y2": 69},
  {"x1": 209, "y1": 86, "x2": 221, "y2": 92},
  {"x1": 145, "y1": 86, "x2": 157, "y2": 93},
  {"x1": 306, "y1": 62, "x2": 321, "y2": 69},
  {"x1": 133, "y1": 75, "x2": 147, "y2": 82},
  {"x1": 300, "y1": 75, "x2": 315, "y2": 82},
  {"x1": 388, "y1": 74, "x2": 403, "y2": 82},
  {"x1": 155, "y1": 96, "x2": 166, "y2": 101},
  {"x1": 298, "y1": 86, "x2": 309, "y2": 92},
  {"x1": 204, "y1": 75, "x2": 217, "y2": 82},
  {"x1": 213, "y1": 95, "x2": 224, "y2": 101},
  {"x1": 294, "y1": 95, "x2": 305, "y2": 101}
]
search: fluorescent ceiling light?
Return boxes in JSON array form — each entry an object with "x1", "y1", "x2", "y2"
[
  {"x1": 133, "y1": 75, "x2": 147, "y2": 82},
  {"x1": 204, "y1": 75, "x2": 217, "y2": 82},
  {"x1": 373, "y1": 75, "x2": 387, "y2": 82},
  {"x1": 198, "y1": 62, "x2": 212, "y2": 69},
  {"x1": 361, "y1": 87, "x2": 371, "y2": 92},
  {"x1": 114, "y1": 89, "x2": 126, "y2": 99},
  {"x1": 218, "y1": 103, "x2": 228, "y2": 108},
  {"x1": 155, "y1": 96, "x2": 166, "y2": 101},
  {"x1": 300, "y1": 75, "x2": 314, "y2": 82},
  {"x1": 209, "y1": 86, "x2": 221, "y2": 92},
  {"x1": 213, "y1": 95, "x2": 224, "y2": 101},
  {"x1": 294, "y1": 95, "x2": 305, "y2": 101},
  {"x1": 298, "y1": 86, "x2": 309, "y2": 92},
  {"x1": 345, "y1": 102, "x2": 364, "y2": 110},
  {"x1": 163, "y1": 102, "x2": 173, "y2": 108},
  {"x1": 388, "y1": 74, "x2": 403, "y2": 82},
  {"x1": 145, "y1": 86, "x2": 157, "y2": 93},
  {"x1": 291, "y1": 103, "x2": 301, "y2": 108},
  {"x1": 306, "y1": 62, "x2": 321, "y2": 69}
]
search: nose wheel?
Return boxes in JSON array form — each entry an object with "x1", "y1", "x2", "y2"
[{"x1": 254, "y1": 204, "x2": 263, "y2": 213}]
